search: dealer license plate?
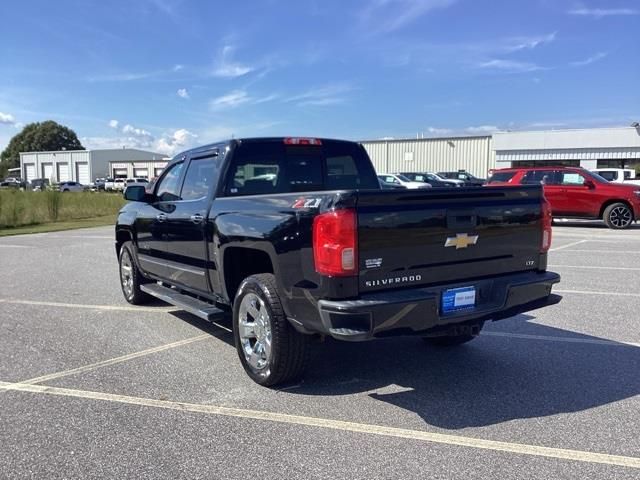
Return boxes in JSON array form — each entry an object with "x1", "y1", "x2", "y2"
[{"x1": 442, "y1": 286, "x2": 476, "y2": 313}]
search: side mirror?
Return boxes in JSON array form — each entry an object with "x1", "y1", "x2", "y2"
[
  {"x1": 123, "y1": 185, "x2": 148, "y2": 202},
  {"x1": 585, "y1": 180, "x2": 596, "y2": 189}
]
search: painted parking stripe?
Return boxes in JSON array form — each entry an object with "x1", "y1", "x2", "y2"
[
  {"x1": 15, "y1": 334, "x2": 213, "y2": 386},
  {"x1": 555, "y1": 289, "x2": 640, "y2": 298},
  {"x1": 554, "y1": 249, "x2": 640, "y2": 254},
  {"x1": 0, "y1": 382, "x2": 638, "y2": 469},
  {"x1": 0, "y1": 298, "x2": 176, "y2": 313},
  {"x1": 549, "y1": 240, "x2": 587, "y2": 252},
  {"x1": 0, "y1": 244, "x2": 34, "y2": 248},
  {"x1": 549, "y1": 265, "x2": 640, "y2": 271},
  {"x1": 483, "y1": 331, "x2": 640, "y2": 348}
]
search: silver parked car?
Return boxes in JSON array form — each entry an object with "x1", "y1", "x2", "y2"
[{"x1": 58, "y1": 181, "x2": 85, "y2": 192}]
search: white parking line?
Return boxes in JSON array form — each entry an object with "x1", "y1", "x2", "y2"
[
  {"x1": 549, "y1": 240, "x2": 587, "y2": 252},
  {"x1": 13, "y1": 334, "x2": 213, "y2": 386},
  {"x1": 554, "y1": 250, "x2": 640, "y2": 254},
  {"x1": 0, "y1": 381, "x2": 637, "y2": 468},
  {"x1": 555, "y1": 289, "x2": 640, "y2": 298},
  {"x1": 550, "y1": 265, "x2": 640, "y2": 271},
  {"x1": 483, "y1": 331, "x2": 640, "y2": 348},
  {"x1": 0, "y1": 298, "x2": 176, "y2": 313},
  {"x1": 0, "y1": 244, "x2": 33, "y2": 248}
]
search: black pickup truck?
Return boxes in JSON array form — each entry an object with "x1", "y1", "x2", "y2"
[{"x1": 116, "y1": 137, "x2": 561, "y2": 386}]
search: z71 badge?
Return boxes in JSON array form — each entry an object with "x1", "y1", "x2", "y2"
[{"x1": 292, "y1": 197, "x2": 321, "y2": 209}]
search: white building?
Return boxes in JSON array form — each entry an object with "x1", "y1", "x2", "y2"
[
  {"x1": 20, "y1": 148, "x2": 168, "y2": 184},
  {"x1": 361, "y1": 126, "x2": 640, "y2": 176},
  {"x1": 361, "y1": 136, "x2": 493, "y2": 177},
  {"x1": 493, "y1": 127, "x2": 640, "y2": 171}
]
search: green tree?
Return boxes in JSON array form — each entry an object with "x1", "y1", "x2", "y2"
[{"x1": 0, "y1": 121, "x2": 84, "y2": 177}]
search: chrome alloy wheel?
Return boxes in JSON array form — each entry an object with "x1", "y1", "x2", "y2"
[
  {"x1": 120, "y1": 249, "x2": 134, "y2": 299},
  {"x1": 238, "y1": 292, "x2": 272, "y2": 371},
  {"x1": 610, "y1": 206, "x2": 632, "y2": 228}
]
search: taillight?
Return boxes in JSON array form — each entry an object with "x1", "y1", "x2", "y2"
[
  {"x1": 541, "y1": 197, "x2": 552, "y2": 253},
  {"x1": 284, "y1": 137, "x2": 322, "y2": 146},
  {"x1": 313, "y1": 209, "x2": 357, "y2": 276}
]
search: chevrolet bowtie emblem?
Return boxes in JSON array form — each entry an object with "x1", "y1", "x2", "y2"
[{"x1": 445, "y1": 233, "x2": 479, "y2": 249}]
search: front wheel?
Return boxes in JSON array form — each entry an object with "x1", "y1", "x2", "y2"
[
  {"x1": 233, "y1": 274, "x2": 309, "y2": 387},
  {"x1": 603, "y1": 203, "x2": 633, "y2": 229},
  {"x1": 118, "y1": 241, "x2": 151, "y2": 305}
]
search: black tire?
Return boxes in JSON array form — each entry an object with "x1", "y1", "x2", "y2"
[
  {"x1": 423, "y1": 324, "x2": 483, "y2": 347},
  {"x1": 603, "y1": 202, "x2": 633, "y2": 229},
  {"x1": 118, "y1": 241, "x2": 151, "y2": 305},
  {"x1": 233, "y1": 273, "x2": 309, "y2": 387}
]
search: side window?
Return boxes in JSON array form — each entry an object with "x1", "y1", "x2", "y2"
[
  {"x1": 156, "y1": 162, "x2": 184, "y2": 201},
  {"x1": 181, "y1": 156, "x2": 217, "y2": 201},
  {"x1": 623, "y1": 171, "x2": 631, "y2": 180},
  {"x1": 597, "y1": 171, "x2": 616, "y2": 181},
  {"x1": 521, "y1": 170, "x2": 551, "y2": 185},
  {"x1": 560, "y1": 172, "x2": 586, "y2": 186}
]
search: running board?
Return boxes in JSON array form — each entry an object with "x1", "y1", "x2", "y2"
[{"x1": 141, "y1": 283, "x2": 227, "y2": 322}]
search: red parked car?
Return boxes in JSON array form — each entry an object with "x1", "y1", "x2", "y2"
[{"x1": 487, "y1": 167, "x2": 640, "y2": 229}]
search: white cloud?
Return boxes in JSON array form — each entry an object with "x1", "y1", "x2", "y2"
[
  {"x1": 0, "y1": 112, "x2": 16, "y2": 125},
  {"x1": 122, "y1": 124, "x2": 153, "y2": 140},
  {"x1": 285, "y1": 84, "x2": 353, "y2": 107},
  {"x1": 503, "y1": 32, "x2": 556, "y2": 52},
  {"x1": 155, "y1": 129, "x2": 198, "y2": 155},
  {"x1": 476, "y1": 59, "x2": 545, "y2": 73},
  {"x1": 173, "y1": 64, "x2": 184, "y2": 71},
  {"x1": 568, "y1": 7, "x2": 638, "y2": 18},
  {"x1": 177, "y1": 88, "x2": 190, "y2": 99},
  {"x1": 569, "y1": 51, "x2": 608, "y2": 67},
  {"x1": 108, "y1": 119, "x2": 119, "y2": 129},
  {"x1": 359, "y1": 0, "x2": 457, "y2": 34},
  {"x1": 425, "y1": 127, "x2": 453, "y2": 136},
  {"x1": 210, "y1": 90, "x2": 251, "y2": 110},
  {"x1": 212, "y1": 45, "x2": 253, "y2": 78},
  {"x1": 465, "y1": 125, "x2": 499, "y2": 134}
]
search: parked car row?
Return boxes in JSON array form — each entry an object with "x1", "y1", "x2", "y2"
[{"x1": 376, "y1": 170, "x2": 481, "y2": 190}]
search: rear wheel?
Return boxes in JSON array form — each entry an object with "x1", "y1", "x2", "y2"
[
  {"x1": 119, "y1": 241, "x2": 151, "y2": 305},
  {"x1": 233, "y1": 274, "x2": 309, "y2": 387},
  {"x1": 603, "y1": 202, "x2": 633, "y2": 229}
]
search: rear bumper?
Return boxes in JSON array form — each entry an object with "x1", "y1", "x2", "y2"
[{"x1": 317, "y1": 271, "x2": 561, "y2": 341}]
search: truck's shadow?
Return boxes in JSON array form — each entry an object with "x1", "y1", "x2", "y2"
[{"x1": 289, "y1": 314, "x2": 640, "y2": 430}]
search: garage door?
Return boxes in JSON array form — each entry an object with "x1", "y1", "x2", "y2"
[
  {"x1": 57, "y1": 163, "x2": 70, "y2": 182},
  {"x1": 113, "y1": 168, "x2": 128, "y2": 178},
  {"x1": 76, "y1": 162, "x2": 90, "y2": 185},
  {"x1": 42, "y1": 163, "x2": 54, "y2": 181},
  {"x1": 25, "y1": 164, "x2": 36, "y2": 182},
  {"x1": 154, "y1": 167, "x2": 165, "y2": 177},
  {"x1": 133, "y1": 168, "x2": 148, "y2": 179}
]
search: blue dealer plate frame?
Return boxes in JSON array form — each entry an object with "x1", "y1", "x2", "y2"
[{"x1": 441, "y1": 286, "x2": 476, "y2": 313}]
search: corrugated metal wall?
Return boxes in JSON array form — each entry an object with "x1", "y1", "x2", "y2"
[{"x1": 361, "y1": 136, "x2": 495, "y2": 177}]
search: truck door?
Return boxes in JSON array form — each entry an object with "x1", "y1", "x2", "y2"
[
  {"x1": 164, "y1": 152, "x2": 220, "y2": 293},
  {"x1": 136, "y1": 160, "x2": 185, "y2": 278}
]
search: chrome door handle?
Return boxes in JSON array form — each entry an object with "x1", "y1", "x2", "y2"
[
  {"x1": 190, "y1": 213, "x2": 204, "y2": 224},
  {"x1": 156, "y1": 213, "x2": 167, "y2": 223}
]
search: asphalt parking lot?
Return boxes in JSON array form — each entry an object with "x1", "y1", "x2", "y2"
[{"x1": 1, "y1": 222, "x2": 639, "y2": 478}]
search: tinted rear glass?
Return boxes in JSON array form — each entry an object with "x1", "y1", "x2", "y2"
[
  {"x1": 597, "y1": 171, "x2": 616, "y2": 181},
  {"x1": 226, "y1": 141, "x2": 379, "y2": 196},
  {"x1": 488, "y1": 171, "x2": 516, "y2": 183}
]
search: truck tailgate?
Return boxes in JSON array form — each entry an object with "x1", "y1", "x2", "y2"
[{"x1": 357, "y1": 186, "x2": 544, "y2": 293}]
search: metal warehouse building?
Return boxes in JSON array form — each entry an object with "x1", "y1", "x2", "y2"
[
  {"x1": 361, "y1": 136, "x2": 493, "y2": 177},
  {"x1": 20, "y1": 148, "x2": 168, "y2": 185},
  {"x1": 361, "y1": 126, "x2": 640, "y2": 176}
]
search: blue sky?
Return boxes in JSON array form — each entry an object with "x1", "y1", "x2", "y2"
[{"x1": 0, "y1": 0, "x2": 638, "y2": 155}]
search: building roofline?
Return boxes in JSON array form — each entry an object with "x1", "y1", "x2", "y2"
[
  {"x1": 19, "y1": 148, "x2": 166, "y2": 156},
  {"x1": 359, "y1": 135, "x2": 492, "y2": 144}
]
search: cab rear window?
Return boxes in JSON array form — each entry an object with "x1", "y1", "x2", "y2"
[
  {"x1": 225, "y1": 141, "x2": 379, "y2": 196},
  {"x1": 488, "y1": 171, "x2": 517, "y2": 183}
]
